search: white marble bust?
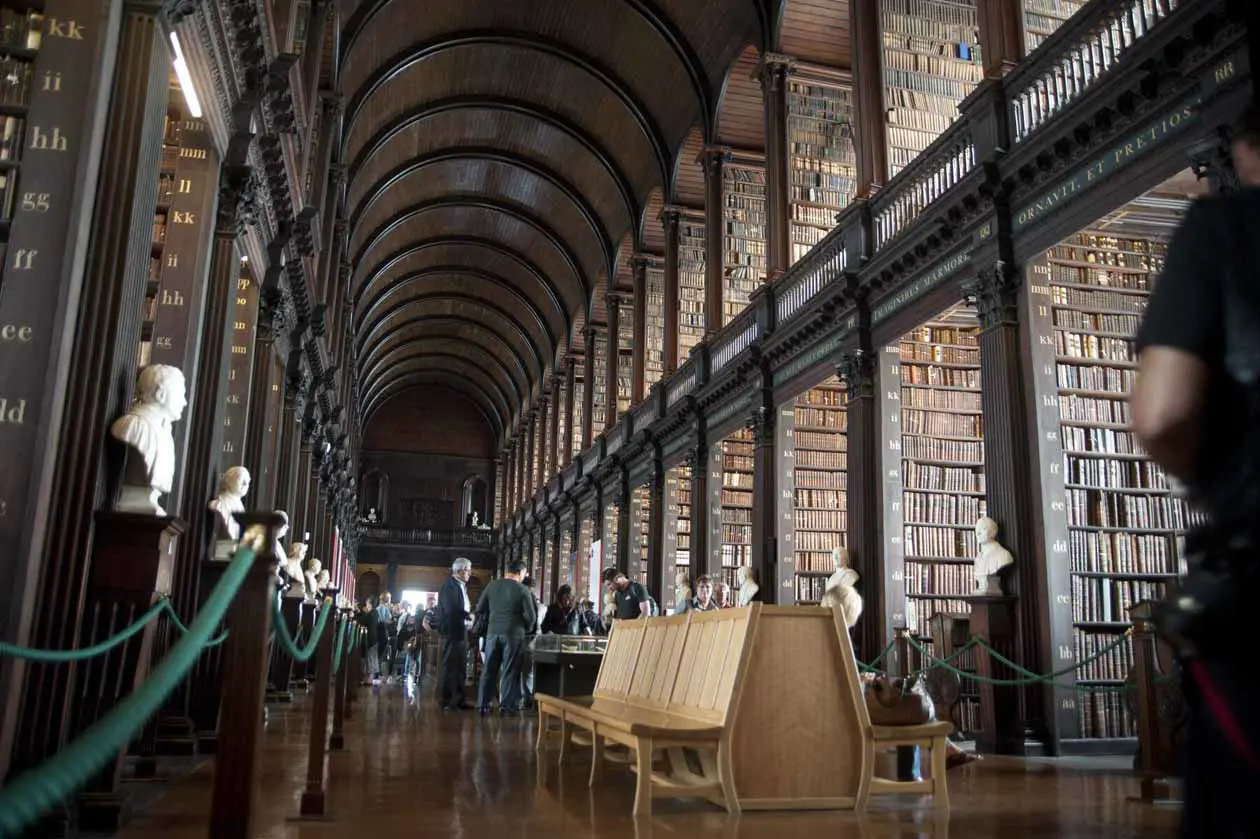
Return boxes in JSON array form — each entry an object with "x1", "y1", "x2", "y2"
[
  {"x1": 736, "y1": 566, "x2": 759, "y2": 607},
  {"x1": 822, "y1": 574, "x2": 863, "y2": 629},
  {"x1": 827, "y1": 546, "x2": 860, "y2": 591},
  {"x1": 316, "y1": 568, "x2": 331, "y2": 593},
  {"x1": 973, "y1": 516, "x2": 1014, "y2": 595},
  {"x1": 110, "y1": 364, "x2": 187, "y2": 516},
  {"x1": 208, "y1": 466, "x2": 250, "y2": 551},
  {"x1": 303, "y1": 557, "x2": 323, "y2": 602},
  {"x1": 282, "y1": 540, "x2": 307, "y2": 598},
  {"x1": 674, "y1": 567, "x2": 691, "y2": 610}
]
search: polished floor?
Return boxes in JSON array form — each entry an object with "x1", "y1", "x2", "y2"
[{"x1": 116, "y1": 676, "x2": 1181, "y2": 838}]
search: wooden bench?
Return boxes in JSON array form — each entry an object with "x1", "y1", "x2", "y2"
[{"x1": 536, "y1": 603, "x2": 953, "y2": 815}]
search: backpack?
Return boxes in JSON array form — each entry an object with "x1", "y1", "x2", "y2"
[{"x1": 646, "y1": 593, "x2": 660, "y2": 617}]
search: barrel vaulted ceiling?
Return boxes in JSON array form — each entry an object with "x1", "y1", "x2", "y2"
[{"x1": 341, "y1": 0, "x2": 852, "y2": 441}]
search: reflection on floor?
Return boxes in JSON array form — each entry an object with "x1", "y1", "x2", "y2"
[{"x1": 115, "y1": 678, "x2": 1181, "y2": 839}]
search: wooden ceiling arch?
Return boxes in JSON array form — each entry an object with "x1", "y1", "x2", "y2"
[
  {"x1": 359, "y1": 317, "x2": 537, "y2": 390},
  {"x1": 363, "y1": 351, "x2": 516, "y2": 422},
  {"x1": 365, "y1": 378, "x2": 506, "y2": 439},
  {"x1": 361, "y1": 337, "x2": 529, "y2": 407}
]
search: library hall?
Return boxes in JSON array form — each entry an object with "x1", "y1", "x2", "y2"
[{"x1": 0, "y1": 0, "x2": 1256, "y2": 837}]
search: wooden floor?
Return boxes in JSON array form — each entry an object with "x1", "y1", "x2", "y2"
[{"x1": 115, "y1": 678, "x2": 1181, "y2": 838}]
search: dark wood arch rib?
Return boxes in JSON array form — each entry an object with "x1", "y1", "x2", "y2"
[
  {"x1": 352, "y1": 195, "x2": 592, "y2": 306},
  {"x1": 350, "y1": 147, "x2": 615, "y2": 280},
  {"x1": 342, "y1": 31, "x2": 672, "y2": 193},
  {"x1": 348, "y1": 98, "x2": 639, "y2": 230},
  {"x1": 356, "y1": 291, "x2": 550, "y2": 377},
  {"x1": 358, "y1": 268, "x2": 554, "y2": 365},
  {"x1": 355, "y1": 236, "x2": 571, "y2": 339},
  {"x1": 361, "y1": 337, "x2": 527, "y2": 406},
  {"x1": 359, "y1": 315, "x2": 537, "y2": 393},
  {"x1": 366, "y1": 378, "x2": 505, "y2": 438},
  {"x1": 341, "y1": 0, "x2": 711, "y2": 135},
  {"x1": 363, "y1": 351, "x2": 516, "y2": 421}
]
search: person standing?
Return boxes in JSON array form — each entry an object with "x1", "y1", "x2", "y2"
[
  {"x1": 680, "y1": 575, "x2": 719, "y2": 613},
  {"x1": 1132, "y1": 106, "x2": 1260, "y2": 839},
  {"x1": 474, "y1": 559, "x2": 537, "y2": 716},
  {"x1": 602, "y1": 568, "x2": 650, "y2": 622},
  {"x1": 437, "y1": 558, "x2": 475, "y2": 711},
  {"x1": 542, "y1": 585, "x2": 581, "y2": 634}
]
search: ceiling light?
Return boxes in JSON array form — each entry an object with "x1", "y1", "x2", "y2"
[{"x1": 169, "y1": 32, "x2": 202, "y2": 118}]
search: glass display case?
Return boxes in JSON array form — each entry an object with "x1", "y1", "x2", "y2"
[
  {"x1": 529, "y1": 634, "x2": 608, "y2": 655},
  {"x1": 529, "y1": 634, "x2": 607, "y2": 698}
]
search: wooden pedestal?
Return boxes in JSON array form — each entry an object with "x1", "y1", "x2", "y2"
[
  {"x1": 74, "y1": 512, "x2": 185, "y2": 832},
  {"x1": 1129, "y1": 602, "x2": 1186, "y2": 803},
  {"x1": 188, "y1": 558, "x2": 229, "y2": 753},
  {"x1": 267, "y1": 597, "x2": 305, "y2": 702},
  {"x1": 969, "y1": 595, "x2": 1029, "y2": 755}
]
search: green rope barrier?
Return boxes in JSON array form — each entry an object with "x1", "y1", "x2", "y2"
[
  {"x1": 858, "y1": 640, "x2": 897, "y2": 673},
  {"x1": 331, "y1": 615, "x2": 353, "y2": 674},
  {"x1": 0, "y1": 542, "x2": 260, "y2": 838},
  {"x1": 903, "y1": 632, "x2": 1136, "y2": 692},
  {"x1": 160, "y1": 599, "x2": 228, "y2": 647},
  {"x1": 271, "y1": 597, "x2": 333, "y2": 663},
  {"x1": 0, "y1": 599, "x2": 170, "y2": 663}
]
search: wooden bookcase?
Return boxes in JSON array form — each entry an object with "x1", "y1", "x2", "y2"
[
  {"x1": 722, "y1": 160, "x2": 767, "y2": 324},
  {"x1": 678, "y1": 216, "x2": 707, "y2": 357},
  {"x1": 1027, "y1": 222, "x2": 1198, "y2": 744},
  {"x1": 644, "y1": 261, "x2": 666, "y2": 390},
  {"x1": 617, "y1": 305, "x2": 633, "y2": 415},
  {"x1": 577, "y1": 516, "x2": 594, "y2": 603},
  {"x1": 720, "y1": 427, "x2": 755, "y2": 591},
  {"x1": 792, "y1": 377, "x2": 848, "y2": 604},
  {"x1": 603, "y1": 499, "x2": 619, "y2": 577},
  {"x1": 631, "y1": 484, "x2": 650, "y2": 588},
  {"x1": 787, "y1": 72, "x2": 857, "y2": 265},
  {"x1": 559, "y1": 523, "x2": 574, "y2": 590},
  {"x1": 570, "y1": 370, "x2": 584, "y2": 459},
  {"x1": 0, "y1": 7, "x2": 38, "y2": 276},
  {"x1": 661, "y1": 467, "x2": 681, "y2": 610},
  {"x1": 591, "y1": 330, "x2": 609, "y2": 432},
  {"x1": 1023, "y1": 0, "x2": 1087, "y2": 53},
  {"x1": 880, "y1": 0, "x2": 984, "y2": 176},
  {"x1": 221, "y1": 263, "x2": 257, "y2": 460},
  {"x1": 137, "y1": 105, "x2": 176, "y2": 371},
  {"x1": 672, "y1": 463, "x2": 692, "y2": 585}
]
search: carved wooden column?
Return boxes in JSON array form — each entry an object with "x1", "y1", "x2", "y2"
[
  {"x1": 614, "y1": 470, "x2": 631, "y2": 576},
  {"x1": 526, "y1": 410, "x2": 537, "y2": 498},
  {"x1": 243, "y1": 265, "x2": 289, "y2": 511},
  {"x1": 978, "y1": 0, "x2": 1024, "y2": 77},
  {"x1": 700, "y1": 147, "x2": 730, "y2": 335},
  {"x1": 850, "y1": 0, "x2": 889, "y2": 193},
  {"x1": 686, "y1": 435, "x2": 711, "y2": 582},
  {"x1": 966, "y1": 262, "x2": 1046, "y2": 752},
  {"x1": 536, "y1": 395, "x2": 549, "y2": 489},
  {"x1": 631, "y1": 258, "x2": 648, "y2": 403},
  {"x1": 562, "y1": 359, "x2": 576, "y2": 462},
  {"x1": 582, "y1": 326, "x2": 596, "y2": 448},
  {"x1": 605, "y1": 293, "x2": 621, "y2": 431},
  {"x1": 549, "y1": 371, "x2": 562, "y2": 477},
  {"x1": 647, "y1": 453, "x2": 667, "y2": 606},
  {"x1": 661, "y1": 208, "x2": 681, "y2": 373},
  {"x1": 274, "y1": 351, "x2": 306, "y2": 515},
  {"x1": 7, "y1": 0, "x2": 165, "y2": 780},
  {"x1": 758, "y1": 53, "x2": 795, "y2": 280},
  {"x1": 838, "y1": 343, "x2": 887, "y2": 661}
]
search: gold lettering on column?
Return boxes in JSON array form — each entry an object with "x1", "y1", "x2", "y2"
[
  {"x1": 160, "y1": 289, "x2": 184, "y2": 306},
  {"x1": 226, "y1": 394, "x2": 241, "y2": 405},
  {"x1": 29, "y1": 126, "x2": 68, "y2": 152},
  {"x1": 222, "y1": 440, "x2": 236, "y2": 454},
  {"x1": 236, "y1": 296, "x2": 247, "y2": 306},
  {"x1": 44, "y1": 18, "x2": 86, "y2": 39},
  {"x1": 166, "y1": 253, "x2": 178, "y2": 268},
  {"x1": 177, "y1": 178, "x2": 193, "y2": 194},
  {"x1": 41, "y1": 71, "x2": 61, "y2": 92},
  {"x1": 12, "y1": 249, "x2": 36, "y2": 270},
  {"x1": 19, "y1": 193, "x2": 50, "y2": 213},
  {"x1": 237, "y1": 278, "x2": 250, "y2": 290},
  {"x1": 171, "y1": 210, "x2": 195, "y2": 224},
  {"x1": 154, "y1": 337, "x2": 171, "y2": 349},
  {"x1": 0, "y1": 325, "x2": 33, "y2": 342},
  {"x1": 0, "y1": 398, "x2": 27, "y2": 423},
  {"x1": 231, "y1": 345, "x2": 247, "y2": 355},
  {"x1": 228, "y1": 369, "x2": 237, "y2": 381},
  {"x1": 234, "y1": 320, "x2": 246, "y2": 330},
  {"x1": 178, "y1": 148, "x2": 207, "y2": 160}
]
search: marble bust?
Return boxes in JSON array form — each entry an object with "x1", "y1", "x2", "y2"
[
  {"x1": 827, "y1": 546, "x2": 860, "y2": 591},
  {"x1": 282, "y1": 542, "x2": 308, "y2": 598},
  {"x1": 821, "y1": 573, "x2": 864, "y2": 629},
  {"x1": 316, "y1": 568, "x2": 331, "y2": 593},
  {"x1": 208, "y1": 466, "x2": 250, "y2": 557},
  {"x1": 109, "y1": 364, "x2": 187, "y2": 516},
  {"x1": 973, "y1": 516, "x2": 1014, "y2": 595},
  {"x1": 736, "y1": 566, "x2": 759, "y2": 607},
  {"x1": 303, "y1": 557, "x2": 323, "y2": 602},
  {"x1": 674, "y1": 567, "x2": 691, "y2": 610}
]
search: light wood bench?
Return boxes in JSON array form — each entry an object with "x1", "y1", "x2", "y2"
[{"x1": 536, "y1": 604, "x2": 953, "y2": 814}]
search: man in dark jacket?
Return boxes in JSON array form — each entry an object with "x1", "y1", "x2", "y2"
[
  {"x1": 437, "y1": 557, "x2": 474, "y2": 711},
  {"x1": 474, "y1": 559, "x2": 537, "y2": 716}
]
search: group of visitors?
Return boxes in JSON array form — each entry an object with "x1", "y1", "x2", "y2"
[{"x1": 355, "y1": 592, "x2": 438, "y2": 685}]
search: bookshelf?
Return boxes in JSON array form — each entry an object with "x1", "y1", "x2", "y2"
[
  {"x1": 673, "y1": 463, "x2": 692, "y2": 581},
  {"x1": 617, "y1": 302, "x2": 633, "y2": 415},
  {"x1": 895, "y1": 306, "x2": 986, "y2": 740},
  {"x1": 644, "y1": 262, "x2": 666, "y2": 390},
  {"x1": 570, "y1": 371, "x2": 585, "y2": 459},
  {"x1": 603, "y1": 499, "x2": 619, "y2": 578},
  {"x1": 0, "y1": 8, "x2": 40, "y2": 273},
  {"x1": 578, "y1": 516, "x2": 593, "y2": 604},
  {"x1": 631, "y1": 484, "x2": 650, "y2": 589},
  {"x1": 722, "y1": 161, "x2": 766, "y2": 324},
  {"x1": 787, "y1": 75, "x2": 857, "y2": 264},
  {"x1": 720, "y1": 428, "x2": 754, "y2": 592},
  {"x1": 1022, "y1": 0, "x2": 1087, "y2": 53},
  {"x1": 591, "y1": 331, "x2": 609, "y2": 432},
  {"x1": 1028, "y1": 225, "x2": 1199, "y2": 742},
  {"x1": 678, "y1": 217, "x2": 707, "y2": 358},
  {"x1": 792, "y1": 377, "x2": 848, "y2": 604},
  {"x1": 662, "y1": 466, "x2": 681, "y2": 610},
  {"x1": 880, "y1": 0, "x2": 984, "y2": 176},
  {"x1": 135, "y1": 101, "x2": 181, "y2": 370},
  {"x1": 559, "y1": 524, "x2": 573, "y2": 589}
]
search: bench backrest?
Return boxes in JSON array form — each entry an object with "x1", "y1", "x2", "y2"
[
  {"x1": 623, "y1": 613, "x2": 690, "y2": 709},
  {"x1": 592, "y1": 619, "x2": 647, "y2": 701},
  {"x1": 666, "y1": 607, "x2": 756, "y2": 725}
]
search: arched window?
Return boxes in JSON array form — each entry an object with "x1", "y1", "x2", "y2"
[{"x1": 461, "y1": 474, "x2": 489, "y2": 527}]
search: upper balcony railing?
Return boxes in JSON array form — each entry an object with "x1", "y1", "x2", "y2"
[
  {"x1": 361, "y1": 526, "x2": 496, "y2": 549},
  {"x1": 500, "y1": 0, "x2": 1223, "y2": 533}
]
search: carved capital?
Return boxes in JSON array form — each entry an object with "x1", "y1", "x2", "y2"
[
  {"x1": 1189, "y1": 128, "x2": 1241, "y2": 193},
  {"x1": 698, "y1": 145, "x2": 732, "y2": 174},
  {"x1": 683, "y1": 443, "x2": 708, "y2": 473},
  {"x1": 757, "y1": 52, "x2": 797, "y2": 92},
  {"x1": 749, "y1": 404, "x2": 774, "y2": 446},
  {"x1": 216, "y1": 163, "x2": 258, "y2": 238},
  {"x1": 165, "y1": 0, "x2": 200, "y2": 23},
  {"x1": 963, "y1": 261, "x2": 1021, "y2": 330},
  {"x1": 659, "y1": 206, "x2": 683, "y2": 230},
  {"x1": 324, "y1": 92, "x2": 346, "y2": 119},
  {"x1": 836, "y1": 348, "x2": 875, "y2": 399}
]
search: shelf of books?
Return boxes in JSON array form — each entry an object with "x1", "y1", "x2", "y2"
[
  {"x1": 1027, "y1": 202, "x2": 1200, "y2": 743},
  {"x1": 559, "y1": 524, "x2": 573, "y2": 590},
  {"x1": 617, "y1": 303, "x2": 633, "y2": 415},
  {"x1": 644, "y1": 261, "x2": 666, "y2": 389},
  {"x1": 720, "y1": 428, "x2": 754, "y2": 593},
  {"x1": 1022, "y1": 0, "x2": 1086, "y2": 54},
  {"x1": 577, "y1": 516, "x2": 594, "y2": 604},
  {"x1": 880, "y1": 0, "x2": 984, "y2": 176},
  {"x1": 672, "y1": 463, "x2": 692, "y2": 588},
  {"x1": 0, "y1": 8, "x2": 41, "y2": 272},
  {"x1": 570, "y1": 368, "x2": 585, "y2": 460},
  {"x1": 137, "y1": 105, "x2": 179, "y2": 370},
  {"x1": 678, "y1": 216, "x2": 707, "y2": 360},
  {"x1": 662, "y1": 466, "x2": 682, "y2": 611},
  {"x1": 787, "y1": 73, "x2": 857, "y2": 265},
  {"x1": 894, "y1": 306, "x2": 986, "y2": 731},
  {"x1": 631, "y1": 484, "x2": 650, "y2": 589},
  {"x1": 722, "y1": 160, "x2": 766, "y2": 325},
  {"x1": 603, "y1": 500, "x2": 619, "y2": 580},
  {"x1": 591, "y1": 330, "x2": 609, "y2": 432},
  {"x1": 792, "y1": 377, "x2": 848, "y2": 604}
]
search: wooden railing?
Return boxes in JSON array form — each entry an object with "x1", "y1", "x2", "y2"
[
  {"x1": 360, "y1": 526, "x2": 496, "y2": 548},
  {"x1": 871, "y1": 122, "x2": 977, "y2": 252}
]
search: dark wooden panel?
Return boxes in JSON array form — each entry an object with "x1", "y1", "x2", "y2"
[
  {"x1": 641, "y1": 187, "x2": 667, "y2": 253},
  {"x1": 364, "y1": 386, "x2": 497, "y2": 459},
  {"x1": 779, "y1": 0, "x2": 853, "y2": 68},
  {"x1": 673, "y1": 127, "x2": 707, "y2": 208},
  {"x1": 716, "y1": 45, "x2": 765, "y2": 150}
]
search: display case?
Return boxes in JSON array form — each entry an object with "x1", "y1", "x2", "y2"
[{"x1": 529, "y1": 634, "x2": 607, "y2": 698}]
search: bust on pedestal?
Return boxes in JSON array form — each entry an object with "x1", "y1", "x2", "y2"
[
  {"x1": 827, "y1": 546, "x2": 860, "y2": 591},
  {"x1": 973, "y1": 517, "x2": 1014, "y2": 596},
  {"x1": 208, "y1": 466, "x2": 250, "y2": 559},
  {"x1": 737, "y1": 566, "x2": 759, "y2": 607},
  {"x1": 303, "y1": 558, "x2": 324, "y2": 603},
  {"x1": 282, "y1": 541, "x2": 308, "y2": 599},
  {"x1": 109, "y1": 364, "x2": 187, "y2": 516},
  {"x1": 674, "y1": 567, "x2": 691, "y2": 612}
]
